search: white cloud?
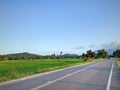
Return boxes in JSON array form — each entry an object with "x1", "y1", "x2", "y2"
[
  {"x1": 102, "y1": 40, "x2": 120, "y2": 49},
  {"x1": 53, "y1": 40, "x2": 120, "y2": 55},
  {"x1": 114, "y1": 40, "x2": 120, "y2": 45},
  {"x1": 100, "y1": 40, "x2": 120, "y2": 54}
]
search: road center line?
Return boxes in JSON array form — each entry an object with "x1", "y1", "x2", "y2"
[
  {"x1": 32, "y1": 62, "x2": 100, "y2": 90},
  {"x1": 106, "y1": 59, "x2": 114, "y2": 90}
]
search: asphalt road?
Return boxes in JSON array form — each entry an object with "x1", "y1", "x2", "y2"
[{"x1": 0, "y1": 58, "x2": 120, "y2": 90}]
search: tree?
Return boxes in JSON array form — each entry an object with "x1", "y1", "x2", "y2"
[
  {"x1": 50, "y1": 53, "x2": 56, "y2": 59},
  {"x1": 1, "y1": 55, "x2": 8, "y2": 61},
  {"x1": 86, "y1": 50, "x2": 95, "y2": 58},
  {"x1": 59, "y1": 51, "x2": 63, "y2": 58},
  {"x1": 97, "y1": 49, "x2": 108, "y2": 58},
  {"x1": 60, "y1": 51, "x2": 62, "y2": 55},
  {"x1": 81, "y1": 53, "x2": 86, "y2": 58},
  {"x1": 113, "y1": 49, "x2": 120, "y2": 58}
]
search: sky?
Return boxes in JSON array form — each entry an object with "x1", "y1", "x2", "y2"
[{"x1": 0, "y1": 0, "x2": 120, "y2": 55}]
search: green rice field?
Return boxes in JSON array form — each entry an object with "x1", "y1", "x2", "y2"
[{"x1": 0, "y1": 58, "x2": 97, "y2": 82}]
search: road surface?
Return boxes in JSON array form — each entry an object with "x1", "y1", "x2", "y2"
[{"x1": 0, "y1": 58, "x2": 120, "y2": 90}]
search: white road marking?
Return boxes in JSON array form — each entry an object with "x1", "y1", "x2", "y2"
[
  {"x1": 106, "y1": 59, "x2": 114, "y2": 90},
  {"x1": 46, "y1": 81, "x2": 52, "y2": 83},
  {"x1": 32, "y1": 62, "x2": 100, "y2": 90}
]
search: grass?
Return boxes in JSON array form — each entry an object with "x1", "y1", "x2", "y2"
[
  {"x1": 116, "y1": 58, "x2": 120, "y2": 70},
  {"x1": 0, "y1": 58, "x2": 98, "y2": 82}
]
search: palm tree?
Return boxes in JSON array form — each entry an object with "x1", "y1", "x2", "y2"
[{"x1": 60, "y1": 51, "x2": 62, "y2": 55}]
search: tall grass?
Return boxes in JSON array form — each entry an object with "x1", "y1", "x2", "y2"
[
  {"x1": 0, "y1": 58, "x2": 86, "y2": 82},
  {"x1": 116, "y1": 58, "x2": 120, "y2": 70}
]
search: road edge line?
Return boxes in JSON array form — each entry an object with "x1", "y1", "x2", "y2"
[{"x1": 106, "y1": 59, "x2": 114, "y2": 90}]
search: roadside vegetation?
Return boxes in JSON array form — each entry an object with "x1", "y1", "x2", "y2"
[
  {"x1": 116, "y1": 58, "x2": 120, "y2": 70},
  {"x1": 113, "y1": 49, "x2": 120, "y2": 70}
]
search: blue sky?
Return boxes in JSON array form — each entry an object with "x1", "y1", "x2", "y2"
[{"x1": 0, "y1": 0, "x2": 120, "y2": 55}]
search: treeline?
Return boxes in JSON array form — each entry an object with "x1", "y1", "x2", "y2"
[
  {"x1": 0, "y1": 52, "x2": 52, "y2": 61},
  {"x1": 81, "y1": 49, "x2": 108, "y2": 59},
  {"x1": 0, "y1": 53, "x2": 79, "y2": 61},
  {"x1": 113, "y1": 49, "x2": 120, "y2": 58},
  {"x1": 0, "y1": 49, "x2": 120, "y2": 61}
]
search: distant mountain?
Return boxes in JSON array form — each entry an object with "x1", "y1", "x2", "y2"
[
  {"x1": 0, "y1": 52, "x2": 46, "y2": 60},
  {"x1": 7, "y1": 52, "x2": 40, "y2": 57},
  {"x1": 61, "y1": 54, "x2": 79, "y2": 57},
  {"x1": 4, "y1": 52, "x2": 79, "y2": 57}
]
